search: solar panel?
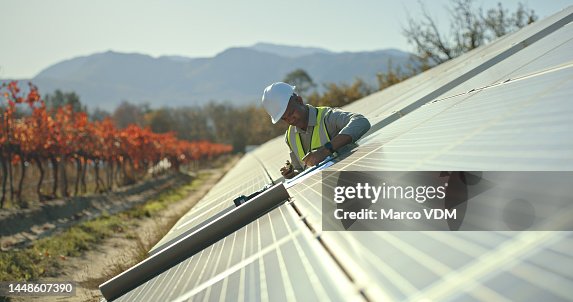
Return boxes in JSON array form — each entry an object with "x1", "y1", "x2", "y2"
[
  {"x1": 101, "y1": 5, "x2": 573, "y2": 301},
  {"x1": 150, "y1": 153, "x2": 273, "y2": 254},
  {"x1": 116, "y1": 205, "x2": 361, "y2": 302}
]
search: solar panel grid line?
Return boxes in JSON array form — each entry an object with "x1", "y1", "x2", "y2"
[
  {"x1": 209, "y1": 234, "x2": 242, "y2": 302},
  {"x1": 242, "y1": 220, "x2": 258, "y2": 301},
  {"x1": 478, "y1": 272, "x2": 569, "y2": 302},
  {"x1": 315, "y1": 231, "x2": 416, "y2": 301},
  {"x1": 526, "y1": 249, "x2": 573, "y2": 280},
  {"x1": 169, "y1": 173, "x2": 262, "y2": 222},
  {"x1": 245, "y1": 258, "x2": 258, "y2": 302},
  {"x1": 200, "y1": 235, "x2": 230, "y2": 301},
  {"x1": 466, "y1": 193, "x2": 573, "y2": 232},
  {"x1": 166, "y1": 228, "x2": 270, "y2": 301},
  {"x1": 509, "y1": 38, "x2": 573, "y2": 74},
  {"x1": 547, "y1": 243, "x2": 573, "y2": 264},
  {"x1": 428, "y1": 232, "x2": 520, "y2": 260},
  {"x1": 286, "y1": 199, "x2": 383, "y2": 302},
  {"x1": 282, "y1": 123, "x2": 572, "y2": 300},
  {"x1": 277, "y1": 204, "x2": 332, "y2": 300},
  {"x1": 260, "y1": 208, "x2": 336, "y2": 301},
  {"x1": 255, "y1": 219, "x2": 269, "y2": 302},
  {"x1": 267, "y1": 208, "x2": 297, "y2": 301},
  {"x1": 175, "y1": 205, "x2": 234, "y2": 232},
  {"x1": 440, "y1": 35, "x2": 573, "y2": 98},
  {"x1": 405, "y1": 81, "x2": 573, "y2": 170},
  {"x1": 504, "y1": 59, "x2": 573, "y2": 84},
  {"x1": 443, "y1": 285, "x2": 514, "y2": 302},
  {"x1": 165, "y1": 249, "x2": 205, "y2": 301},
  {"x1": 236, "y1": 223, "x2": 248, "y2": 302},
  {"x1": 149, "y1": 258, "x2": 192, "y2": 301},
  {"x1": 423, "y1": 231, "x2": 507, "y2": 272},
  {"x1": 288, "y1": 181, "x2": 323, "y2": 217},
  {"x1": 163, "y1": 190, "x2": 362, "y2": 300},
  {"x1": 213, "y1": 231, "x2": 238, "y2": 302},
  {"x1": 350, "y1": 75, "x2": 573, "y2": 172},
  {"x1": 286, "y1": 204, "x2": 365, "y2": 301},
  {"x1": 418, "y1": 61, "x2": 572, "y2": 115},
  {"x1": 201, "y1": 282, "x2": 220, "y2": 302},
  {"x1": 179, "y1": 249, "x2": 208, "y2": 298},
  {"x1": 287, "y1": 186, "x2": 419, "y2": 299},
  {"x1": 407, "y1": 231, "x2": 568, "y2": 301},
  {"x1": 190, "y1": 240, "x2": 218, "y2": 294},
  {"x1": 372, "y1": 233, "x2": 511, "y2": 302},
  {"x1": 506, "y1": 261, "x2": 572, "y2": 301},
  {"x1": 128, "y1": 268, "x2": 160, "y2": 302},
  {"x1": 374, "y1": 232, "x2": 451, "y2": 275},
  {"x1": 504, "y1": 39, "x2": 573, "y2": 78},
  {"x1": 250, "y1": 153, "x2": 278, "y2": 184},
  {"x1": 454, "y1": 232, "x2": 514, "y2": 249},
  {"x1": 152, "y1": 258, "x2": 186, "y2": 300},
  {"x1": 151, "y1": 170, "x2": 270, "y2": 253},
  {"x1": 454, "y1": 280, "x2": 515, "y2": 302},
  {"x1": 361, "y1": 91, "x2": 516, "y2": 147}
]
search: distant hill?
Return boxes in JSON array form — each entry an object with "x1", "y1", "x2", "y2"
[
  {"x1": 249, "y1": 42, "x2": 333, "y2": 57},
  {"x1": 6, "y1": 43, "x2": 415, "y2": 111}
]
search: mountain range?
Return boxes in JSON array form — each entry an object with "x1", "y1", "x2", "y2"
[{"x1": 7, "y1": 43, "x2": 415, "y2": 111}]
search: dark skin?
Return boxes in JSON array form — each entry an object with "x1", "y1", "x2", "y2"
[{"x1": 280, "y1": 95, "x2": 352, "y2": 179}]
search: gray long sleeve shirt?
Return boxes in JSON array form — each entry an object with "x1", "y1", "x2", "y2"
[{"x1": 285, "y1": 104, "x2": 371, "y2": 170}]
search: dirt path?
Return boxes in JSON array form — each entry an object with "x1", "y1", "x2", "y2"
[{"x1": 9, "y1": 155, "x2": 240, "y2": 302}]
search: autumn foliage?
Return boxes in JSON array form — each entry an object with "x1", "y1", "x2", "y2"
[{"x1": 0, "y1": 81, "x2": 232, "y2": 208}]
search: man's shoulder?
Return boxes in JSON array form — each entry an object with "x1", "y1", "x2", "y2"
[{"x1": 315, "y1": 105, "x2": 336, "y2": 116}]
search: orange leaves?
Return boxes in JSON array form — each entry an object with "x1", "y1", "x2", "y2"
[{"x1": 1, "y1": 81, "x2": 232, "y2": 168}]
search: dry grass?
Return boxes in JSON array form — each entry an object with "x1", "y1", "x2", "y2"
[{"x1": 0, "y1": 171, "x2": 211, "y2": 285}]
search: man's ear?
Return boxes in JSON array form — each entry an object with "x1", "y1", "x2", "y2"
[{"x1": 295, "y1": 95, "x2": 304, "y2": 105}]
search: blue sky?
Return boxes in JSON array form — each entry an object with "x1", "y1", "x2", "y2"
[{"x1": 1, "y1": 0, "x2": 572, "y2": 78}]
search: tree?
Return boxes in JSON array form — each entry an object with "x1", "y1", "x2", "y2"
[
  {"x1": 307, "y1": 79, "x2": 373, "y2": 108},
  {"x1": 376, "y1": 59, "x2": 421, "y2": 90},
  {"x1": 112, "y1": 100, "x2": 148, "y2": 129},
  {"x1": 283, "y1": 69, "x2": 316, "y2": 97},
  {"x1": 171, "y1": 107, "x2": 215, "y2": 142},
  {"x1": 1, "y1": 82, "x2": 233, "y2": 207},
  {"x1": 148, "y1": 108, "x2": 175, "y2": 134},
  {"x1": 44, "y1": 90, "x2": 86, "y2": 113},
  {"x1": 90, "y1": 107, "x2": 111, "y2": 121},
  {"x1": 403, "y1": 0, "x2": 538, "y2": 65}
]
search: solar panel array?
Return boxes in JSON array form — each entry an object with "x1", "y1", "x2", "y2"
[{"x1": 105, "y1": 6, "x2": 573, "y2": 301}]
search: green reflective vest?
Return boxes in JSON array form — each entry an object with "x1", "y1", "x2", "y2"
[{"x1": 286, "y1": 107, "x2": 331, "y2": 168}]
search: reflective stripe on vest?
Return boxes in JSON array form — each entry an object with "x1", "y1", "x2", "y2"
[{"x1": 286, "y1": 107, "x2": 331, "y2": 167}]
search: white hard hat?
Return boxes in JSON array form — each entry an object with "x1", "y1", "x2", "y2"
[{"x1": 261, "y1": 82, "x2": 296, "y2": 124}]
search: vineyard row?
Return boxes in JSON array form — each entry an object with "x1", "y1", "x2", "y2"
[{"x1": 1, "y1": 81, "x2": 232, "y2": 208}]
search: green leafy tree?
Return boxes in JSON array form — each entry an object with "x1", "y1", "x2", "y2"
[
  {"x1": 283, "y1": 69, "x2": 316, "y2": 97},
  {"x1": 307, "y1": 79, "x2": 373, "y2": 108},
  {"x1": 112, "y1": 100, "x2": 149, "y2": 129},
  {"x1": 148, "y1": 108, "x2": 175, "y2": 134},
  {"x1": 90, "y1": 107, "x2": 111, "y2": 121},
  {"x1": 44, "y1": 90, "x2": 86, "y2": 113}
]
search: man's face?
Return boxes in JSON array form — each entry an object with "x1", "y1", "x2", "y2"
[{"x1": 281, "y1": 96, "x2": 307, "y2": 129}]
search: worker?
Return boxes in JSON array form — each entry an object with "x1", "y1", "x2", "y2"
[{"x1": 262, "y1": 82, "x2": 371, "y2": 179}]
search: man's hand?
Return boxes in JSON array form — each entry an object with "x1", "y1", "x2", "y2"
[
  {"x1": 280, "y1": 160, "x2": 298, "y2": 179},
  {"x1": 302, "y1": 147, "x2": 330, "y2": 167}
]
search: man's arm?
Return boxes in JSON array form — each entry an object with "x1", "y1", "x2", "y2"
[
  {"x1": 281, "y1": 152, "x2": 302, "y2": 179},
  {"x1": 281, "y1": 136, "x2": 304, "y2": 178},
  {"x1": 302, "y1": 109, "x2": 370, "y2": 167},
  {"x1": 327, "y1": 108, "x2": 371, "y2": 143}
]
